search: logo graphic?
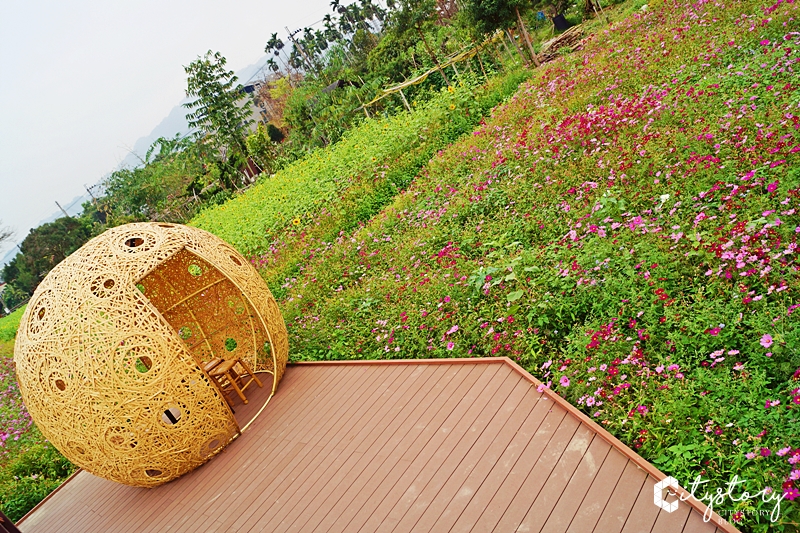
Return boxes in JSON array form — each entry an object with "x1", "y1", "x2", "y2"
[{"x1": 654, "y1": 476, "x2": 680, "y2": 513}]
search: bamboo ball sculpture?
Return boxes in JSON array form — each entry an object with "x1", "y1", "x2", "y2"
[{"x1": 14, "y1": 223, "x2": 288, "y2": 487}]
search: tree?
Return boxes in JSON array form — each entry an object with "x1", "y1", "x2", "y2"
[
  {"x1": 462, "y1": 0, "x2": 540, "y2": 66},
  {"x1": 390, "y1": 0, "x2": 451, "y2": 85},
  {"x1": 1, "y1": 217, "x2": 92, "y2": 304},
  {"x1": 184, "y1": 51, "x2": 253, "y2": 162}
]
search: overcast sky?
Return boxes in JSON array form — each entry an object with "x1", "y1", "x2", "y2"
[{"x1": 0, "y1": 0, "x2": 331, "y2": 259}]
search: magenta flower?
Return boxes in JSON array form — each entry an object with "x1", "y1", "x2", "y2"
[
  {"x1": 559, "y1": 375, "x2": 570, "y2": 387},
  {"x1": 760, "y1": 334, "x2": 773, "y2": 348},
  {"x1": 446, "y1": 341, "x2": 455, "y2": 350},
  {"x1": 784, "y1": 487, "x2": 799, "y2": 501},
  {"x1": 760, "y1": 39, "x2": 770, "y2": 45},
  {"x1": 761, "y1": 447, "x2": 772, "y2": 457},
  {"x1": 767, "y1": 181, "x2": 779, "y2": 193}
]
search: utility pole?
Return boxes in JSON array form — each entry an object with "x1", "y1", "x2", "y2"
[
  {"x1": 286, "y1": 27, "x2": 315, "y2": 72},
  {"x1": 55, "y1": 201, "x2": 70, "y2": 218},
  {"x1": 84, "y1": 184, "x2": 97, "y2": 203}
]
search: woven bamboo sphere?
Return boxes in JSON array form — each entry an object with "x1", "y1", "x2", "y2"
[{"x1": 14, "y1": 222, "x2": 288, "y2": 487}]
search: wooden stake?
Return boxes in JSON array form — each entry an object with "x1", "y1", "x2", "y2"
[
  {"x1": 516, "y1": 7, "x2": 540, "y2": 67},
  {"x1": 398, "y1": 89, "x2": 412, "y2": 112}
]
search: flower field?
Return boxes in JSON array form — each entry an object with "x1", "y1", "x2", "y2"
[
  {"x1": 0, "y1": 308, "x2": 75, "y2": 522},
  {"x1": 193, "y1": 0, "x2": 800, "y2": 528}
]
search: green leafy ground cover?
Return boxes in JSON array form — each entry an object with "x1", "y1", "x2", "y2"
[
  {"x1": 0, "y1": 63, "x2": 528, "y2": 525},
  {"x1": 194, "y1": 0, "x2": 800, "y2": 529},
  {"x1": 0, "y1": 308, "x2": 76, "y2": 522}
]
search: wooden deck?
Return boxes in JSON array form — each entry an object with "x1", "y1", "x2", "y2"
[{"x1": 18, "y1": 358, "x2": 739, "y2": 533}]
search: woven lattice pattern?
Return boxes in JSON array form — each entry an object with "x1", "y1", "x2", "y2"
[{"x1": 13, "y1": 223, "x2": 288, "y2": 487}]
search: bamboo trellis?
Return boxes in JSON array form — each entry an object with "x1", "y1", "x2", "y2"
[{"x1": 363, "y1": 30, "x2": 506, "y2": 108}]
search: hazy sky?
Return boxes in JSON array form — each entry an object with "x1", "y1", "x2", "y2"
[{"x1": 0, "y1": 0, "x2": 331, "y2": 259}]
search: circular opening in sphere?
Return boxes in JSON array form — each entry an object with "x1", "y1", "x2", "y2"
[
  {"x1": 124, "y1": 237, "x2": 144, "y2": 248},
  {"x1": 224, "y1": 338, "x2": 238, "y2": 352},
  {"x1": 54, "y1": 379, "x2": 66, "y2": 391},
  {"x1": 157, "y1": 224, "x2": 174, "y2": 228},
  {"x1": 161, "y1": 407, "x2": 182, "y2": 425},
  {"x1": 136, "y1": 356, "x2": 152, "y2": 373},
  {"x1": 145, "y1": 469, "x2": 163, "y2": 478},
  {"x1": 103, "y1": 279, "x2": 115, "y2": 289},
  {"x1": 37, "y1": 307, "x2": 46, "y2": 320},
  {"x1": 230, "y1": 254, "x2": 242, "y2": 266},
  {"x1": 188, "y1": 264, "x2": 203, "y2": 277}
]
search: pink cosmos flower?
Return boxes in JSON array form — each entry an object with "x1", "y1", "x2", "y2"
[
  {"x1": 778, "y1": 447, "x2": 792, "y2": 457},
  {"x1": 760, "y1": 39, "x2": 770, "y2": 45},
  {"x1": 761, "y1": 334, "x2": 774, "y2": 348},
  {"x1": 746, "y1": 452, "x2": 756, "y2": 459},
  {"x1": 446, "y1": 325, "x2": 459, "y2": 335},
  {"x1": 761, "y1": 447, "x2": 772, "y2": 457},
  {"x1": 784, "y1": 487, "x2": 799, "y2": 501},
  {"x1": 443, "y1": 296, "x2": 451, "y2": 303},
  {"x1": 559, "y1": 375, "x2": 570, "y2": 387},
  {"x1": 767, "y1": 181, "x2": 779, "y2": 193}
]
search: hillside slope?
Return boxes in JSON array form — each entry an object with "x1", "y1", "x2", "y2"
[{"x1": 194, "y1": 0, "x2": 800, "y2": 528}]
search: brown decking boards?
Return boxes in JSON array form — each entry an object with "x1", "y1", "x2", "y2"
[{"x1": 17, "y1": 358, "x2": 739, "y2": 533}]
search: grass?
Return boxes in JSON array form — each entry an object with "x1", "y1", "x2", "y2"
[{"x1": 191, "y1": 0, "x2": 800, "y2": 529}]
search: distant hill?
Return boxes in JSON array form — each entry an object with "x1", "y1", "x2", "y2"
[{"x1": 1, "y1": 54, "x2": 275, "y2": 269}]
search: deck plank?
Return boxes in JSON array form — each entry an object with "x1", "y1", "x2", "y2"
[
  {"x1": 425, "y1": 385, "x2": 542, "y2": 532},
  {"x1": 360, "y1": 363, "x2": 510, "y2": 533},
  {"x1": 383, "y1": 369, "x2": 524, "y2": 532},
  {"x1": 591, "y1": 460, "x2": 649, "y2": 533},
  {"x1": 539, "y1": 434, "x2": 613, "y2": 533},
  {"x1": 618, "y1": 473, "x2": 662, "y2": 533},
  {"x1": 17, "y1": 360, "x2": 739, "y2": 533},
  {"x1": 464, "y1": 404, "x2": 570, "y2": 533},
  {"x1": 320, "y1": 364, "x2": 481, "y2": 533},
  {"x1": 285, "y1": 364, "x2": 452, "y2": 533},
  {"x1": 682, "y1": 509, "x2": 722, "y2": 532},
  {"x1": 565, "y1": 448, "x2": 629, "y2": 533}
]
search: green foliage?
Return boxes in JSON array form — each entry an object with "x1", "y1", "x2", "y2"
[
  {"x1": 462, "y1": 0, "x2": 526, "y2": 36},
  {"x1": 1, "y1": 217, "x2": 92, "y2": 305},
  {"x1": 192, "y1": 70, "x2": 529, "y2": 259},
  {"x1": 184, "y1": 51, "x2": 253, "y2": 166},
  {"x1": 0, "y1": 440, "x2": 75, "y2": 522},
  {"x1": 246, "y1": 123, "x2": 278, "y2": 175},
  {"x1": 194, "y1": 0, "x2": 800, "y2": 529},
  {"x1": 0, "y1": 306, "x2": 25, "y2": 342}
]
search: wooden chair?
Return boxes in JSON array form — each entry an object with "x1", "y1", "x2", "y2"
[{"x1": 208, "y1": 358, "x2": 263, "y2": 405}]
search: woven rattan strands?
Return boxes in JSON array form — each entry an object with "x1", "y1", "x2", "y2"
[{"x1": 13, "y1": 223, "x2": 288, "y2": 487}]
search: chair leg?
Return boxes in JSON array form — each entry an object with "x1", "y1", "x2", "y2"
[{"x1": 237, "y1": 359, "x2": 263, "y2": 389}]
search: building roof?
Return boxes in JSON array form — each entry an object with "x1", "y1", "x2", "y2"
[{"x1": 17, "y1": 358, "x2": 739, "y2": 533}]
